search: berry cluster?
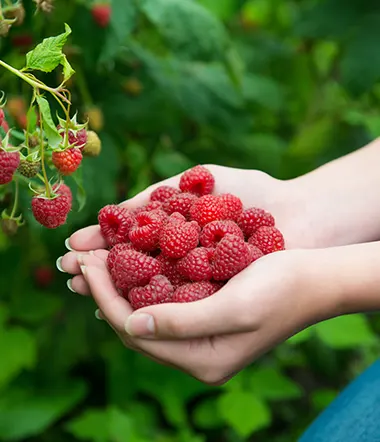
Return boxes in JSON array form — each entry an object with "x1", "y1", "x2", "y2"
[{"x1": 98, "y1": 165, "x2": 285, "y2": 309}]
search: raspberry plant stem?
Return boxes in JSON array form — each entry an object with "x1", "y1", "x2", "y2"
[
  {"x1": 10, "y1": 177, "x2": 19, "y2": 218},
  {"x1": 38, "y1": 107, "x2": 50, "y2": 198}
]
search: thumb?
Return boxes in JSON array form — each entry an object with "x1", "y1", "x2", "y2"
[{"x1": 124, "y1": 284, "x2": 255, "y2": 339}]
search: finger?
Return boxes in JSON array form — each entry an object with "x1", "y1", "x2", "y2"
[
  {"x1": 59, "y1": 250, "x2": 108, "y2": 274},
  {"x1": 68, "y1": 225, "x2": 108, "y2": 251},
  {"x1": 124, "y1": 274, "x2": 256, "y2": 339},
  {"x1": 67, "y1": 274, "x2": 91, "y2": 295},
  {"x1": 81, "y1": 260, "x2": 132, "y2": 330}
]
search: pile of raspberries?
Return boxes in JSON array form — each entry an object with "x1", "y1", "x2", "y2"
[{"x1": 98, "y1": 166, "x2": 285, "y2": 309}]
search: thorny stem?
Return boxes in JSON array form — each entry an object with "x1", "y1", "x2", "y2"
[
  {"x1": 10, "y1": 177, "x2": 19, "y2": 218},
  {"x1": 0, "y1": 60, "x2": 71, "y2": 104}
]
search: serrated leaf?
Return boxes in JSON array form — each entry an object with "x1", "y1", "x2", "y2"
[
  {"x1": 0, "y1": 327, "x2": 36, "y2": 390},
  {"x1": 0, "y1": 381, "x2": 87, "y2": 440},
  {"x1": 315, "y1": 314, "x2": 376, "y2": 349},
  {"x1": 218, "y1": 391, "x2": 271, "y2": 437},
  {"x1": 35, "y1": 96, "x2": 61, "y2": 147},
  {"x1": 26, "y1": 24, "x2": 73, "y2": 76},
  {"x1": 139, "y1": 0, "x2": 228, "y2": 61},
  {"x1": 248, "y1": 367, "x2": 303, "y2": 401}
]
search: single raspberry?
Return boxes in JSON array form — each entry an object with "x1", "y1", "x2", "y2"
[
  {"x1": 32, "y1": 193, "x2": 71, "y2": 229},
  {"x1": 58, "y1": 127, "x2": 88, "y2": 149},
  {"x1": 0, "y1": 109, "x2": 4, "y2": 127},
  {"x1": 91, "y1": 3, "x2": 111, "y2": 28},
  {"x1": 107, "y1": 243, "x2": 133, "y2": 272},
  {"x1": 237, "y1": 207, "x2": 275, "y2": 237},
  {"x1": 53, "y1": 183, "x2": 73, "y2": 205},
  {"x1": 179, "y1": 165, "x2": 215, "y2": 196},
  {"x1": 134, "y1": 200, "x2": 163, "y2": 215},
  {"x1": 0, "y1": 149, "x2": 20, "y2": 184},
  {"x1": 168, "y1": 212, "x2": 186, "y2": 224},
  {"x1": 156, "y1": 253, "x2": 187, "y2": 287},
  {"x1": 162, "y1": 192, "x2": 198, "y2": 218},
  {"x1": 173, "y1": 281, "x2": 220, "y2": 303},
  {"x1": 190, "y1": 195, "x2": 227, "y2": 227},
  {"x1": 129, "y1": 209, "x2": 168, "y2": 252},
  {"x1": 52, "y1": 148, "x2": 82, "y2": 176},
  {"x1": 34, "y1": 265, "x2": 54, "y2": 288},
  {"x1": 98, "y1": 204, "x2": 135, "y2": 247},
  {"x1": 247, "y1": 244, "x2": 264, "y2": 264},
  {"x1": 159, "y1": 220, "x2": 200, "y2": 259},
  {"x1": 212, "y1": 234, "x2": 251, "y2": 281},
  {"x1": 200, "y1": 220, "x2": 244, "y2": 248},
  {"x1": 112, "y1": 249, "x2": 162, "y2": 289},
  {"x1": 177, "y1": 247, "x2": 214, "y2": 281},
  {"x1": 82, "y1": 130, "x2": 101, "y2": 157},
  {"x1": 248, "y1": 226, "x2": 285, "y2": 254},
  {"x1": 128, "y1": 275, "x2": 174, "y2": 310},
  {"x1": 18, "y1": 159, "x2": 40, "y2": 178},
  {"x1": 150, "y1": 186, "x2": 180, "y2": 203},
  {"x1": 219, "y1": 194, "x2": 243, "y2": 221},
  {"x1": 1, "y1": 218, "x2": 18, "y2": 236}
]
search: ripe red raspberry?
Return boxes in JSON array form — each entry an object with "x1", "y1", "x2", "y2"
[
  {"x1": 237, "y1": 207, "x2": 275, "y2": 237},
  {"x1": 248, "y1": 226, "x2": 285, "y2": 254},
  {"x1": 150, "y1": 186, "x2": 180, "y2": 203},
  {"x1": 190, "y1": 195, "x2": 227, "y2": 227},
  {"x1": 212, "y1": 234, "x2": 251, "y2": 281},
  {"x1": 219, "y1": 194, "x2": 243, "y2": 221},
  {"x1": 128, "y1": 275, "x2": 174, "y2": 310},
  {"x1": 107, "y1": 243, "x2": 133, "y2": 272},
  {"x1": 247, "y1": 244, "x2": 264, "y2": 264},
  {"x1": 173, "y1": 281, "x2": 220, "y2": 303},
  {"x1": 98, "y1": 205, "x2": 135, "y2": 247},
  {"x1": 177, "y1": 247, "x2": 214, "y2": 281},
  {"x1": 69, "y1": 129, "x2": 87, "y2": 149},
  {"x1": 179, "y1": 165, "x2": 215, "y2": 196},
  {"x1": 53, "y1": 183, "x2": 73, "y2": 205},
  {"x1": 32, "y1": 193, "x2": 71, "y2": 229},
  {"x1": 34, "y1": 265, "x2": 54, "y2": 288},
  {"x1": 0, "y1": 149, "x2": 20, "y2": 184},
  {"x1": 52, "y1": 148, "x2": 82, "y2": 175},
  {"x1": 134, "y1": 200, "x2": 163, "y2": 215},
  {"x1": 0, "y1": 109, "x2": 4, "y2": 126},
  {"x1": 159, "y1": 220, "x2": 200, "y2": 259},
  {"x1": 162, "y1": 192, "x2": 198, "y2": 218},
  {"x1": 112, "y1": 250, "x2": 162, "y2": 289},
  {"x1": 200, "y1": 220, "x2": 244, "y2": 248},
  {"x1": 156, "y1": 253, "x2": 187, "y2": 287},
  {"x1": 168, "y1": 212, "x2": 186, "y2": 224},
  {"x1": 92, "y1": 3, "x2": 111, "y2": 28},
  {"x1": 129, "y1": 209, "x2": 168, "y2": 252}
]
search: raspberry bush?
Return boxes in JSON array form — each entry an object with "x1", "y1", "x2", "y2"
[{"x1": 1, "y1": 1, "x2": 380, "y2": 442}]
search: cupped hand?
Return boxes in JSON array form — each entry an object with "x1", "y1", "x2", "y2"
[
  {"x1": 59, "y1": 164, "x2": 314, "y2": 295},
  {"x1": 74, "y1": 246, "x2": 337, "y2": 385}
]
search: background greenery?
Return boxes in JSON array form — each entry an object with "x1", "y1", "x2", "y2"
[{"x1": 1, "y1": 0, "x2": 380, "y2": 440}]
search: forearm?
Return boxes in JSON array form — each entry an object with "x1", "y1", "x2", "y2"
[
  {"x1": 288, "y1": 138, "x2": 380, "y2": 247},
  {"x1": 306, "y1": 242, "x2": 380, "y2": 320}
]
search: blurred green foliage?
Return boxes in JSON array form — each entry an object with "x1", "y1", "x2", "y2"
[{"x1": 1, "y1": 0, "x2": 380, "y2": 440}]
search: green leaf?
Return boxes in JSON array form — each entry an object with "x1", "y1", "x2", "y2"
[
  {"x1": 152, "y1": 150, "x2": 194, "y2": 178},
  {"x1": 26, "y1": 24, "x2": 74, "y2": 79},
  {"x1": 0, "y1": 381, "x2": 87, "y2": 440},
  {"x1": 35, "y1": 96, "x2": 61, "y2": 147},
  {"x1": 248, "y1": 367, "x2": 303, "y2": 401},
  {"x1": 99, "y1": 0, "x2": 137, "y2": 63},
  {"x1": 0, "y1": 303, "x2": 8, "y2": 328},
  {"x1": 193, "y1": 397, "x2": 224, "y2": 429},
  {"x1": 243, "y1": 74, "x2": 284, "y2": 110},
  {"x1": 26, "y1": 105, "x2": 38, "y2": 133},
  {"x1": 0, "y1": 327, "x2": 36, "y2": 390},
  {"x1": 218, "y1": 390, "x2": 271, "y2": 437},
  {"x1": 315, "y1": 314, "x2": 376, "y2": 349},
  {"x1": 311, "y1": 389, "x2": 338, "y2": 412},
  {"x1": 10, "y1": 290, "x2": 62, "y2": 324},
  {"x1": 197, "y1": 0, "x2": 237, "y2": 20},
  {"x1": 138, "y1": 0, "x2": 228, "y2": 61}
]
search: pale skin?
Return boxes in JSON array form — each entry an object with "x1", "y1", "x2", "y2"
[{"x1": 59, "y1": 137, "x2": 380, "y2": 385}]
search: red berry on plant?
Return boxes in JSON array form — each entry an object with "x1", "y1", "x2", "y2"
[
  {"x1": 52, "y1": 148, "x2": 82, "y2": 175},
  {"x1": 0, "y1": 149, "x2": 20, "y2": 184},
  {"x1": 32, "y1": 193, "x2": 71, "y2": 229},
  {"x1": 91, "y1": 3, "x2": 111, "y2": 28}
]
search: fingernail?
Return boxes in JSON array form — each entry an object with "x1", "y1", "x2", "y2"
[
  {"x1": 80, "y1": 265, "x2": 86, "y2": 276},
  {"x1": 95, "y1": 309, "x2": 103, "y2": 320},
  {"x1": 67, "y1": 279, "x2": 76, "y2": 293},
  {"x1": 125, "y1": 313, "x2": 155, "y2": 336},
  {"x1": 65, "y1": 238, "x2": 73, "y2": 251},
  {"x1": 56, "y1": 256, "x2": 66, "y2": 273}
]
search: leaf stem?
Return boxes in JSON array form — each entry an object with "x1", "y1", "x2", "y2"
[{"x1": 10, "y1": 177, "x2": 19, "y2": 218}]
